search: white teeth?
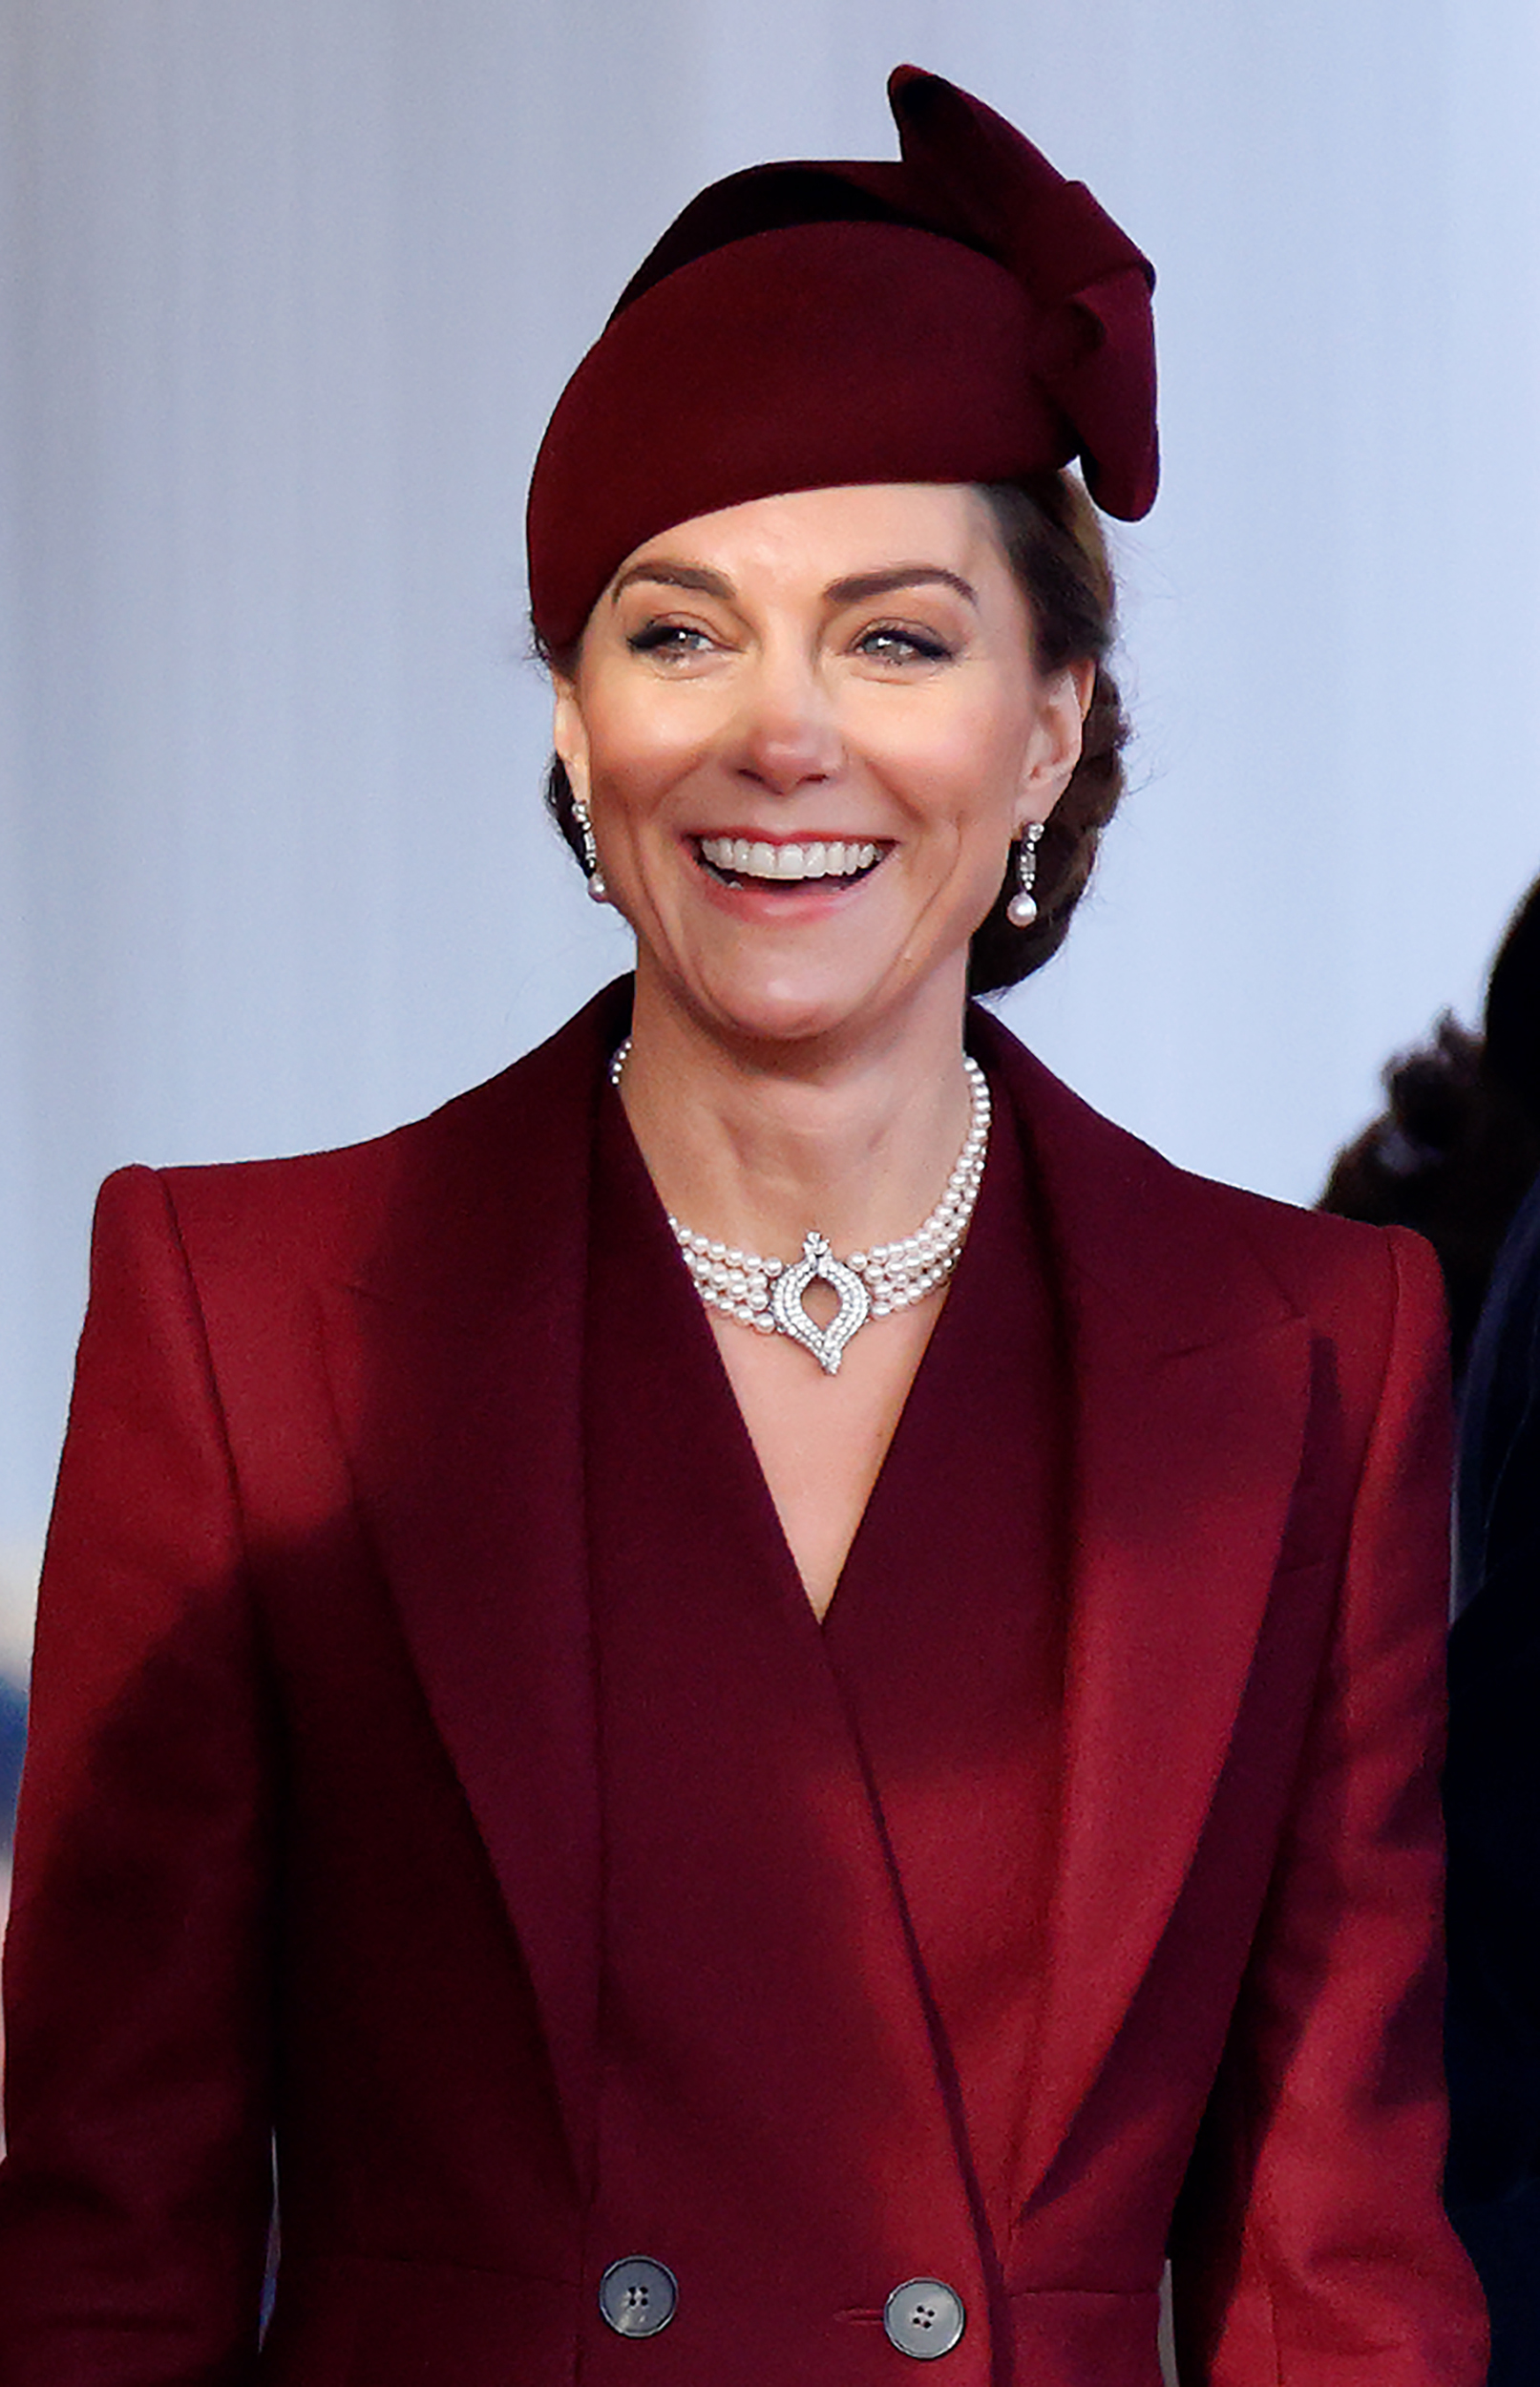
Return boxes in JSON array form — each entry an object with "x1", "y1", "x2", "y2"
[{"x1": 698, "y1": 836, "x2": 882, "y2": 883}]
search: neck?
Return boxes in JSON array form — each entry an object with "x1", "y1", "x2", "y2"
[{"x1": 616, "y1": 979, "x2": 980, "y2": 1259}]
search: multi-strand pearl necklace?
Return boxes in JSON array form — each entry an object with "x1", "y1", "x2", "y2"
[{"x1": 608, "y1": 1040, "x2": 991, "y2": 1376}]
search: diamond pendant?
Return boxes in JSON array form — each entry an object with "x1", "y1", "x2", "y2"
[{"x1": 770, "y1": 1233, "x2": 872, "y2": 1376}]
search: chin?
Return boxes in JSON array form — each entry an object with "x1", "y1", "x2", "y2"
[
  {"x1": 690, "y1": 955, "x2": 954, "y2": 1060},
  {"x1": 664, "y1": 962, "x2": 858, "y2": 1050}
]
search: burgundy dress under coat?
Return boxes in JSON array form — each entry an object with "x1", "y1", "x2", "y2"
[{"x1": 0, "y1": 982, "x2": 1487, "y2": 2384}]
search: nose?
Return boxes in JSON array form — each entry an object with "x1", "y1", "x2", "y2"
[{"x1": 731, "y1": 645, "x2": 843, "y2": 796}]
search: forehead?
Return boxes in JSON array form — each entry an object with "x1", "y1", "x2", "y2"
[{"x1": 610, "y1": 482, "x2": 1010, "y2": 589}]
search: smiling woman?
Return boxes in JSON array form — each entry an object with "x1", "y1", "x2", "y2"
[
  {"x1": 541, "y1": 478, "x2": 1103, "y2": 1613},
  {"x1": 0, "y1": 63, "x2": 1486, "y2": 2387}
]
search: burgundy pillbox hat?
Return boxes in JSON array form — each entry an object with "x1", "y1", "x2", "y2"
[{"x1": 527, "y1": 65, "x2": 1157, "y2": 653}]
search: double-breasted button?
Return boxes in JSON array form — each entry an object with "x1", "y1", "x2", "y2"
[
  {"x1": 598, "y1": 2256, "x2": 679, "y2": 2338},
  {"x1": 883, "y1": 2277, "x2": 966, "y2": 2359}
]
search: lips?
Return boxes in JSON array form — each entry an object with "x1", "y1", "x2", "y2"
[{"x1": 694, "y1": 834, "x2": 887, "y2": 888}]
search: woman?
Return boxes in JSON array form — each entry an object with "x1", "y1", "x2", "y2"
[{"x1": 0, "y1": 66, "x2": 1486, "y2": 2387}]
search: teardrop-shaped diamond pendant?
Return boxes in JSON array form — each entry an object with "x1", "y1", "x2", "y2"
[{"x1": 770, "y1": 1233, "x2": 872, "y2": 1376}]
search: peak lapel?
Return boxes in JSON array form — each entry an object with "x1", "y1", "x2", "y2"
[
  {"x1": 1027, "y1": 1312, "x2": 1312, "y2": 2189},
  {"x1": 323, "y1": 985, "x2": 631, "y2": 2198},
  {"x1": 971, "y1": 1017, "x2": 1314, "y2": 2197}
]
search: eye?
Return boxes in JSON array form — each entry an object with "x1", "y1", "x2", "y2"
[
  {"x1": 626, "y1": 620, "x2": 715, "y2": 658},
  {"x1": 853, "y1": 622, "x2": 956, "y2": 665}
]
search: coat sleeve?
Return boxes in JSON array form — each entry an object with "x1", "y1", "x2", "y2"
[
  {"x1": 0, "y1": 1167, "x2": 276, "y2": 2384},
  {"x1": 1168, "y1": 1226, "x2": 1488, "y2": 2385}
]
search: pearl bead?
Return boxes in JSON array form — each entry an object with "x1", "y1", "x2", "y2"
[{"x1": 614, "y1": 1046, "x2": 989, "y2": 1364}]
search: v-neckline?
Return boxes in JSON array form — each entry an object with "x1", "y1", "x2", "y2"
[{"x1": 589, "y1": 1064, "x2": 1030, "y2": 1640}]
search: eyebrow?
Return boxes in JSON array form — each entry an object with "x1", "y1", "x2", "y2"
[
  {"x1": 609, "y1": 562, "x2": 733, "y2": 604},
  {"x1": 825, "y1": 566, "x2": 979, "y2": 608},
  {"x1": 608, "y1": 560, "x2": 980, "y2": 609}
]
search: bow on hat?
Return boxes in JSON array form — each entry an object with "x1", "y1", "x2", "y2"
[{"x1": 880, "y1": 68, "x2": 1157, "y2": 521}]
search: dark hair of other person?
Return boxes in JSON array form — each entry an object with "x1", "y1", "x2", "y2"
[
  {"x1": 1319, "y1": 873, "x2": 1540, "y2": 1375},
  {"x1": 538, "y1": 471, "x2": 1130, "y2": 998}
]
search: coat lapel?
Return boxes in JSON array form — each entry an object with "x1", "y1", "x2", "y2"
[
  {"x1": 971, "y1": 1015, "x2": 1315, "y2": 2196},
  {"x1": 315, "y1": 983, "x2": 1317, "y2": 2215},
  {"x1": 321, "y1": 983, "x2": 632, "y2": 2199}
]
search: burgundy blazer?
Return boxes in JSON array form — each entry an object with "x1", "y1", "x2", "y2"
[{"x1": 0, "y1": 984, "x2": 1487, "y2": 2385}]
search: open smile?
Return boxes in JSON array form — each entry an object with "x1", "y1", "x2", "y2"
[{"x1": 693, "y1": 834, "x2": 890, "y2": 891}]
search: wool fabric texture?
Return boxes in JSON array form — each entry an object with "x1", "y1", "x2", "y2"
[{"x1": 527, "y1": 65, "x2": 1157, "y2": 653}]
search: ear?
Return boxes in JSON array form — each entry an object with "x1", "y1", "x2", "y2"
[
  {"x1": 1018, "y1": 658, "x2": 1094, "y2": 830},
  {"x1": 552, "y1": 676, "x2": 591, "y2": 804}
]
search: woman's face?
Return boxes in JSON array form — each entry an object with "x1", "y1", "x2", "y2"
[{"x1": 553, "y1": 482, "x2": 1087, "y2": 1061}]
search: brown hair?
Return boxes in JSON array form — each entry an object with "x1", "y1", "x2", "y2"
[{"x1": 539, "y1": 469, "x2": 1129, "y2": 993}]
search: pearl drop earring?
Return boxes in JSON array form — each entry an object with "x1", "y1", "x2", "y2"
[
  {"x1": 571, "y1": 791, "x2": 609, "y2": 903},
  {"x1": 1006, "y1": 821, "x2": 1044, "y2": 929}
]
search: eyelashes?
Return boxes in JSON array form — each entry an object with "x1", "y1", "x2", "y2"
[
  {"x1": 624, "y1": 619, "x2": 958, "y2": 665},
  {"x1": 853, "y1": 624, "x2": 956, "y2": 665},
  {"x1": 626, "y1": 622, "x2": 712, "y2": 655}
]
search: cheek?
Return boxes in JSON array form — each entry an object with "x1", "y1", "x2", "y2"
[
  {"x1": 863, "y1": 678, "x2": 1033, "y2": 797},
  {"x1": 887, "y1": 715, "x2": 1029, "y2": 839},
  {"x1": 584, "y1": 706, "x2": 698, "y2": 821}
]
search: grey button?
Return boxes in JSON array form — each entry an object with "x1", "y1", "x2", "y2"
[
  {"x1": 883, "y1": 2277, "x2": 966, "y2": 2359},
  {"x1": 599, "y1": 2256, "x2": 678, "y2": 2338}
]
